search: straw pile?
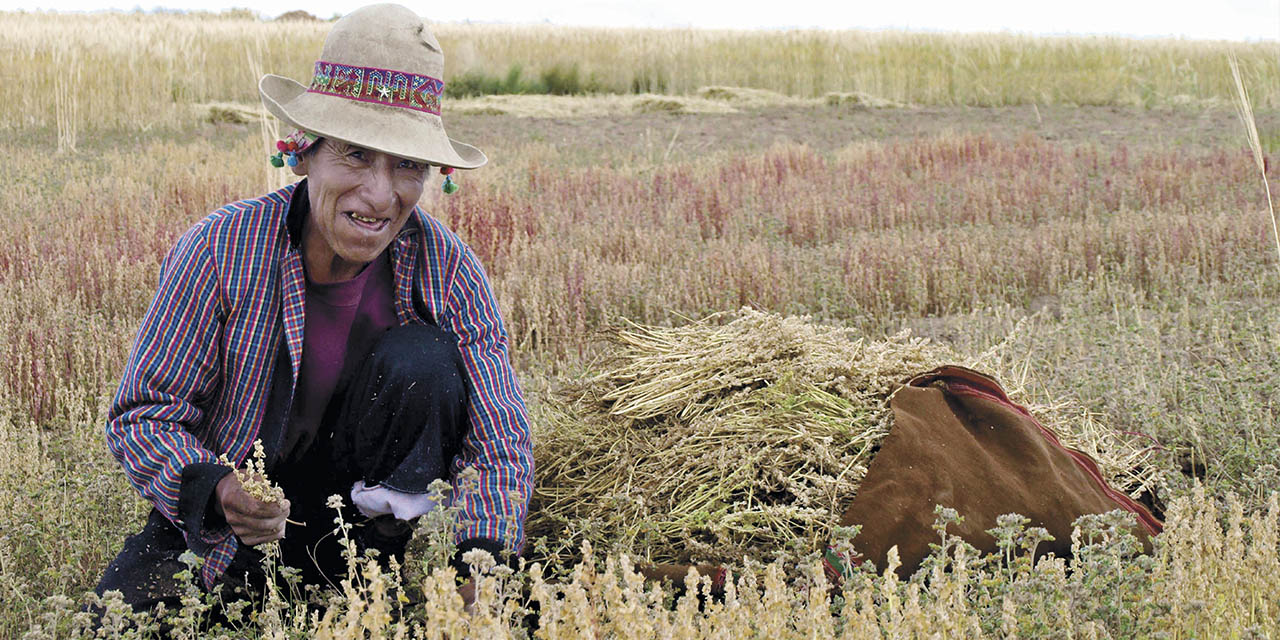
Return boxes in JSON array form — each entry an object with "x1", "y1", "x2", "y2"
[{"x1": 526, "y1": 308, "x2": 1162, "y2": 568}]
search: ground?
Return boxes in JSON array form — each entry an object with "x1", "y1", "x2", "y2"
[{"x1": 438, "y1": 104, "x2": 1277, "y2": 157}]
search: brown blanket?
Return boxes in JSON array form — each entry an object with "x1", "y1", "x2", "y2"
[{"x1": 831, "y1": 365, "x2": 1162, "y2": 578}]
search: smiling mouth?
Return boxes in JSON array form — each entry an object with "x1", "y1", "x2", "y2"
[{"x1": 345, "y1": 211, "x2": 389, "y2": 231}]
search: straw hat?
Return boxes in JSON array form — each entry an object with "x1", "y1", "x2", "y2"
[{"x1": 258, "y1": 3, "x2": 485, "y2": 169}]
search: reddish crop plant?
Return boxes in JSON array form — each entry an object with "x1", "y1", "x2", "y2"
[{"x1": 434, "y1": 135, "x2": 1274, "y2": 356}]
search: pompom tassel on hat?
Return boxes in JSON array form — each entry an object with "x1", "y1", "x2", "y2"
[
  {"x1": 270, "y1": 129, "x2": 319, "y2": 168},
  {"x1": 440, "y1": 166, "x2": 458, "y2": 194}
]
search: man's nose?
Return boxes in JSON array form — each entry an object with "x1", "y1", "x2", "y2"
[{"x1": 362, "y1": 163, "x2": 396, "y2": 212}]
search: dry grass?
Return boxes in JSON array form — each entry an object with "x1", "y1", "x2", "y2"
[
  {"x1": 6, "y1": 11, "x2": 1280, "y2": 132},
  {"x1": 433, "y1": 22, "x2": 1280, "y2": 106},
  {"x1": 3, "y1": 127, "x2": 1277, "y2": 637},
  {"x1": 0, "y1": 12, "x2": 323, "y2": 131},
  {"x1": 451, "y1": 93, "x2": 740, "y2": 117},
  {"x1": 432, "y1": 135, "x2": 1276, "y2": 359},
  {"x1": 201, "y1": 87, "x2": 878, "y2": 121},
  {"x1": 696, "y1": 85, "x2": 813, "y2": 108},
  {"x1": 197, "y1": 101, "x2": 267, "y2": 124}
]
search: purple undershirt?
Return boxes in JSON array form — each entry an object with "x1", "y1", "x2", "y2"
[{"x1": 281, "y1": 251, "x2": 398, "y2": 463}]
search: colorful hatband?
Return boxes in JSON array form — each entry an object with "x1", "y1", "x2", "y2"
[{"x1": 307, "y1": 61, "x2": 444, "y2": 116}]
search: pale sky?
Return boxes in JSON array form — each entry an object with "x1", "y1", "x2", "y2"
[{"x1": 6, "y1": 0, "x2": 1279, "y2": 42}]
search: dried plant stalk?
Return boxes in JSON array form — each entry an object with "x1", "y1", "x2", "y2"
[
  {"x1": 1229, "y1": 52, "x2": 1280, "y2": 271},
  {"x1": 247, "y1": 35, "x2": 285, "y2": 194},
  {"x1": 53, "y1": 47, "x2": 79, "y2": 153}
]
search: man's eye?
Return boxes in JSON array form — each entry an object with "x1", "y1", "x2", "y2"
[
  {"x1": 348, "y1": 150, "x2": 367, "y2": 161},
  {"x1": 400, "y1": 160, "x2": 424, "y2": 171}
]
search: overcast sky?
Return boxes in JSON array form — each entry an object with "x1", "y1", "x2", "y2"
[{"x1": 9, "y1": 0, "x2": 1280, "y2": 41}]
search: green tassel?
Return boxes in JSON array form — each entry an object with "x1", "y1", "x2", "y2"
[
  {"x1": 442, "y1": 178, "x2": 459, "y2": 194},
  {"x1": 270, "y1": 153, "x2": 284, "y2": 168}
]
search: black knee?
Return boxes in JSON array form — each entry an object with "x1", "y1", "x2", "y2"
[
  {"x1": 334, "y1": 323, "x2": 470, "y2": 491},
  {"x1": 366, "y1": 323, "x2": 467, "y2": 405},
  {"x1": 90, "y1": 510, "x2": 189, "y2": 623}
]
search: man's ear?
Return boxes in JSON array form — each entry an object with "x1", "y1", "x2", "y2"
[{"x1": 290, "y1": 154, "x2": 309, "y2": 177}]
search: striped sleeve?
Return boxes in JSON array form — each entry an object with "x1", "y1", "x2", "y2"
[
  {"x1": 442, "y1": 245, "x2": 534, "y2": 553},
  {"x1": 105, "y1": 222, "x2": 226, "y2": 532}
]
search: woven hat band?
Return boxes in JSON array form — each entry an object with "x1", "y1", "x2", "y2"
[{"x1": 307, "y1": 60, "x2": 445, "y2": 116}]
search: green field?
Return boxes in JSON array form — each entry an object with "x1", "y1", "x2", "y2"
[{"x1": 2, "y1": 11, "x2": 1280, "y2": 638}]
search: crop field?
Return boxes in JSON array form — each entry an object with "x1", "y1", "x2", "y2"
[{"x1": 2, "y1": 10, "x2": 1280, "y2": 639}]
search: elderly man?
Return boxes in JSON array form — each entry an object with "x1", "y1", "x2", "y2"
[{"x1": 95, "y1": 3, "x2": 532, "y2": 612}]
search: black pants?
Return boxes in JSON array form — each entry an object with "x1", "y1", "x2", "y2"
[{"x1": 94, "y1": 323, "x2": 468, "y2": 611}]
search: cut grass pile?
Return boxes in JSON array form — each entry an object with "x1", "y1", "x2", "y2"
[{"x1": 527, "y1": 308, "x2": 1165, "y2": 567}]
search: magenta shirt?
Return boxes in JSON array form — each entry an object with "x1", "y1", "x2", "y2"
[{"x1": 282, "y1": 251, "x2": 398, "y2": 462}]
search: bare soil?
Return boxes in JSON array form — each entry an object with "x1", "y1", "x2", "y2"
[{"x1": 446, "y1": 104, "x2": 1277, "y2": 163}]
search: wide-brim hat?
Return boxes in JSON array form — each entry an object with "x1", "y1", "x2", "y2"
[{"x1": 259, "y1": 3, "x2": 485, "y2": 169}]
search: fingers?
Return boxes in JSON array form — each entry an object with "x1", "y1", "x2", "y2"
[
  {"x1": 241, "y1": 494, "x2": 290, "y2": 520},
  {"x1": 227, "y1": 500, "x2": 291, "y2": 545},
  {"x1": 230, "y1": 513, "x2": 289, "y2": 545},
  {"x1": 215, "y1": 473, "x2": 291, "y2": 545},
  {"x1": 228, "y1": 497, "x2": 291, "y2": 545},
  {"x1": 238, "y1": 517, "x2": 289, "y2": 546},
  {"x1": 220, "y1": 477, "x2": 287, "y2": 519}
]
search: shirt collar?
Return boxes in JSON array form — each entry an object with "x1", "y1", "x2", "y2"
[{"x1": 286, "y1": 179, "x2": 308, "y2": 248}]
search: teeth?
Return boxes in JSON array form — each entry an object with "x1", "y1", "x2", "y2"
[{"x1": 349, "y1": 213, "x2": 379, "y2": 224}]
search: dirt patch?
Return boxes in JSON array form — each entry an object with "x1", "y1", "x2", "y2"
[{"x1": 445, "y1": 103, "x2": 1274, "y2": 165}]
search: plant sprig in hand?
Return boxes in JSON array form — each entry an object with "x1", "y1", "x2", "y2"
[{"x1": 218, "y1": 440, "x2": 304, "y2": 527}]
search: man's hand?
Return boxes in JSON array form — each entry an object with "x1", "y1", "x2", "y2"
[{"x1": 215, "y1": 472, "x2": 291, "y2": 546}]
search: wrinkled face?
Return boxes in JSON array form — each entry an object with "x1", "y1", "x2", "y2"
[{"x1": 292, "y1": 138, "x2": 433, "y2": 283}]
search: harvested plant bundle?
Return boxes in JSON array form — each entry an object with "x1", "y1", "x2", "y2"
[{"x1": 526, "y1": 308, "x2": 1163, "y2": 568}]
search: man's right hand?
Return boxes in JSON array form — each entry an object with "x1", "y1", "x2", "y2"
[{"x1": 214, "y1": 472, "x2": 291, "y2": 546}]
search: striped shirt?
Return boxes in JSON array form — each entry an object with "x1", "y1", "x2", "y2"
[{"x1": 105, "y1": 181, "x2": 533, "y2": 587}]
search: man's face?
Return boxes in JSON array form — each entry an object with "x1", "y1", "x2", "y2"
[{"x1": 293, "y1": 138, "x2": 432, "y2": 282}]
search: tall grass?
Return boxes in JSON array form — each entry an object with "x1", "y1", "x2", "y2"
[
  {"x1": 3, "y1": 126, "x2": 1279, "y2": 638},
  {"x1": 3, "y1": 127, "x2": 1277, "y2": 638},
  {"x1": 52, "y1": 46, "x2": 79, "y2": 153},
  {"x1": 1, "y1": 128, "x2": 1275, "y2": 424},
  {"x1": 6, "y1": 11, "x2": 1280, "y2": 132},
  {"x1": 437, "y1": 24, "x2": 1280, "y2": 106},
  {"x1": 0, "y1": 11, "x2": 323, "y2": 131}
]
